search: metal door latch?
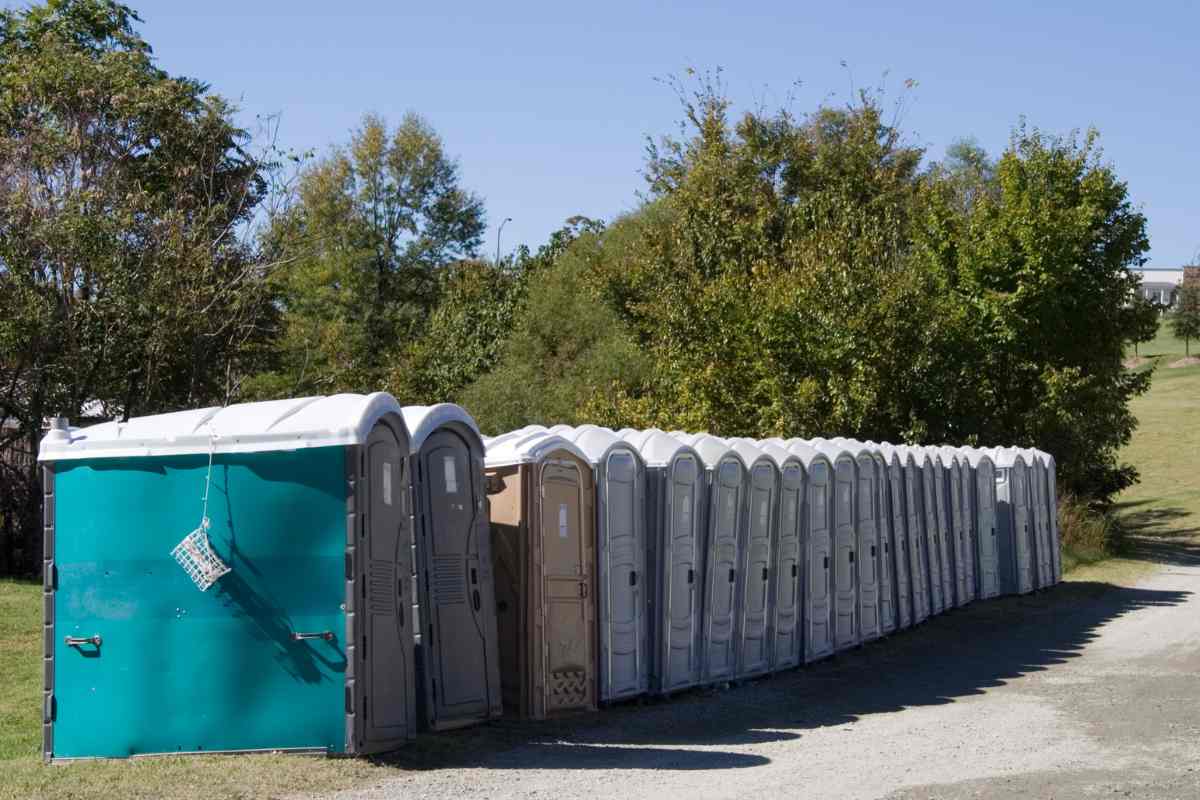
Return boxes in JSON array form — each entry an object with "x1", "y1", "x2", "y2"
[
  {"x1": 291, "y1": 631, "x2": 334, "y2": 642},
  {"x1": 64, "y1": 634, "x2": 101, "y2": 647}
]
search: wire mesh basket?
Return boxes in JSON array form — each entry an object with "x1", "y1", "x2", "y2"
[{"x1": 171, "y1": 518, "x2": 230, "y2": 591}]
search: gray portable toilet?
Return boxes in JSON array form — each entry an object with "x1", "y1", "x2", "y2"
[
  {"x1": 865, "y1": 442, "x2": 899, "y2": 635},
  {"x1": 784, "y1": 441, "x2": 835, "y2": 663},
  {"x1": 960, "y1": 447, "x2": 1002, "y2": 599},
  {"x1": 403, "y1": 404, "x2": 502, "y2": 732},
  {"x1": 912, "y1": 446, "x2": 946, "y2": 615},
  {"x1": 877, "y1": 443, "x2": 913, "y2": 631},
  {"x1": 1022, "y1": 448, "x2": 1054, "y2": 589},
  {"x1": 725, "y1": 438, "x2": 778, "y2": 679},
  {"x1": 621, "y1": 430, "x2": 705, "y2": 695},
  {"x1": 834, "y1": 440, "x2": 883, "y2": 641},
  {"x1": 758, "y1": 440, "x2": 805, "y2": 672},
  {"x1": 926, "y1": 446, "x2": 958, "y2": 610},
  {"x1": 894, "y1": 445, "x2": 930, "y2": 623},
  {"x1": 561, "y1": 426, "x2": 649, "y2": 703},
  {"x1": 936, "y1": 447, "x2": 970, "y2": 607},
  {"x1": 681, "y1": 434, "x2": 746, "y2": 684},
  {"x1": 1034, "y1": 448, "x2": 1062, "y2": 584},
  {"x1": 954, "y1": 451, "x2": 979, "y2": 602},
  {"x1": 808, "y1": 442, "x2": 860, "y2": 651},
  {"x1": 991, "y1": 447, "x2": 1036, "y2": 595}
]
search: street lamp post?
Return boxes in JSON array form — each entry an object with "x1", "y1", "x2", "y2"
[{"x1": 496, "y1": 217, "x2": 512, "y2": 267}]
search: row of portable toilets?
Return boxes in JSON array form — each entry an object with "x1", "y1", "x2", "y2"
[{"x1": 36, "y1": 393, "x2": 1059, "y2": 761}]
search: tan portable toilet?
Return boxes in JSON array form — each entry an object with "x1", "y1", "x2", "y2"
[
  {"x1": 485, "y1": 431, "x2": 597, "y2": 719},
  {"x1": 403, "y1": 404, "x2": 502, "y2": 732}
]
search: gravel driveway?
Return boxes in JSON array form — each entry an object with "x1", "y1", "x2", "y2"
[{"x1": 320, "y1": 539, "x2": 1200, "y2": 800}]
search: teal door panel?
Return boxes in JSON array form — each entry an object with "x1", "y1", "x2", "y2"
[{"x1": 53, "y1": 448, "x2": 347, "y2": 758}]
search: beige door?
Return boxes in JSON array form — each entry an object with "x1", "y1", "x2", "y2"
[{"x1": 539, "y1": 458, "x2": 595, "y2": 713}]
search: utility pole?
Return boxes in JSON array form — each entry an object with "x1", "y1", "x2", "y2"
[{"x1": 496, "y1": 217, "x2": 512, "y2": 267}]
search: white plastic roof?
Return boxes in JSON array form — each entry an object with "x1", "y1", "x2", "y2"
[
  {"x1": 561, "y1": 426, "x2": 642, "y2": 467},
  {"x1": 621, "y1": 429, "x2": 697, "y2": 468},
  {"x1": 401, "y1": 403, "x2": 482, "y2": 453},
  {"x1": 483, "y1": 430, "x2": 589, "y2": 467},
  {"x1": 781, "y1": 439, "x2": 831, "y2": 470},
  {"x1": 959, "y1": 446, "x2": 994, "y2": 468},
  {"x1": 39, "y1": 393, "x2": 407, "y2": 462},
  {"x1": 990, "y1": 447, "x2": 1026, "y2": 469},
  {"x1": 686, "y1": 434, "x2": 743, "y2": 470},
  {"x1": 725, "y1": 438, "x2": 774, "y2": 471},
  {"x1": 757, "y1": 440, "x2": 801, "y2": 471}
]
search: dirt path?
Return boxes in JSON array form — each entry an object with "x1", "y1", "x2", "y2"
[{"x1": 321, "y1": 540, "x2": 1200, "y2": 800}]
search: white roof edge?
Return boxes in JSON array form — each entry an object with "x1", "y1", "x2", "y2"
[
  {"x1": 401, "y1": 403, "x2": 482, "y2": 453},
  {"x1": 483, "y1": 431, "x2": 590, "y2": 468},
  {"x1": 39, "y1": 392, "x2": 407, "y2": 462}
]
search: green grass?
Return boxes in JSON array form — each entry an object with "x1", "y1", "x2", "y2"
[{"x1": 1074, "y1": 319, "x2": 1200, "y2": 586}]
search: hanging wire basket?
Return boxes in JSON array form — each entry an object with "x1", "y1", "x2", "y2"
[
  {"x1": 170, "y1": 424, "x2": 231, "y2": 591},
  {"x1": 171, "y1": 518, "x2": 231, "y2": 591}
]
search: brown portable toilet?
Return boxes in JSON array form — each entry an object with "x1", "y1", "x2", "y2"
[{"x1": 484, "y1": 430, "x2": 597, "y2": 719}]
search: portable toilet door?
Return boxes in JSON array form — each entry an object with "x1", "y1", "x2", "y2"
[
  {"x1": 403, "y1": 404, "x2": 502, "y2": 732},
  {"x1": 955, "y1": 454, "x2": 978, "y2": 603},
  {"x1": 992, "y1": 448, "x2": 1035, "y2": 595},
  {"x1": 622, "y1": 430, "x2": 705, "y2": 695},
  {"x1": 565, "y1": 427, "x2": 649, "y2": 703},
  {"x1": 811, "y1": 443, "x2": 859, "y2": 651},
  {"x1": 38, "y1": 394, "x2": 416, "y2": 759},
  {"x1": 962, "y1": 448, "x2": 1001, "y2": 599},
  {"x1": 867, "y1": 444, "x2": 897, "y2": 635},
  {"x1": 1023, "y1": 449, "x2": 1054, "y2": 589},
  {"x1": 937, "y1": 448, "x2": 969, "y2": 607},
  {"x1": 839, "y1": 442, "x2": 881, "y2": 641},
  {"x1": 485, "y1": 432, "x2": 597, "y2": 719},
  {"x1": 726, "y1": 439, "x2": 777, "y2": 679},
  {"x1": 896, "y1": 446, "x2": 930, "y2": 623},
  {"x1": 878, "y1": 444, "x2": 912, "y2": 631},
  {"x1": 1036, "y1": 449, "x2": 1062, "y2": 584},
  {"x1": 786, "y1": 441, "x2": 834, "y2": 662},
  {"x1": 927, "y1": 448, "x2": 957, "y2": 610},
  {"x1": 684, "y1": 435, "x2": 745, "y2": 684},
  {"x1": 758, "y1": 441, "x2": 804, "y2": 672},
  {"x1": 913, "y1": 448, "x2": 945, "y2": 615}
]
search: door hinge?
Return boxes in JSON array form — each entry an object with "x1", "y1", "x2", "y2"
[{"x1": 43, "y1": 694, "x2": 55, "y2": 723}]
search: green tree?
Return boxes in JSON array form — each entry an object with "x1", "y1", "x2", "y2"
[
  {"x1": 248, "y1": 113, "x2": 485, "y2": 397},
  {"x1": 1171, "y1": 281, "x2": 1200, "y2": 357},
  {"x1": 0, "y1": 0, "x2": 276, "y2": 574},
  {"x1": 1127, "y1": 293, "x2": 1160, "y2": 357},
  {"x1": 460, "y1": 226, "x2": 648, "y2": 434}
]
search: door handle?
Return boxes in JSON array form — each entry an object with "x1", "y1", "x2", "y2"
[
  {"x1": 728, "y1": 568, "x2": 735, "y2": 583},
  {"x1": 579, "y1": 582, "x2": 589, "y2": 599},
  {"x1": 472, "y1": 590, "x2": 481, "y2": 611},
  {"x1": 687, "y1": 568, "x2": 694, "y2": 584},
  {"x1": 761, "y1": 566, "x2": 768, "y2": 581},
  {"x1": 64, "y1": 634, "x2": 101, "y2": 647},
  {"x1": 630, "y1": 570, "x2": 638, "y2": 587},
  {"x1": 290, "y1": 631, "x2": 334, "y2": 642}
]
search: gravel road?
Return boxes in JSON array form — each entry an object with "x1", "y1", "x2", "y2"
[{"x1": 321, "y1": 538, "x2": 1200, "y2": 800}]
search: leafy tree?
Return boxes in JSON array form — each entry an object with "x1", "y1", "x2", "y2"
[
  {"x1": 1171, "y1": 281, "x2": 1200, "y2": 357},
  {"x1": 460, "y1": 226, "x2": 648, "y2": 434},
  {"x1": 1126, "y1": 293, "x2": 1160, "y2": 357},
  {"x1": 248, "y1": 113, "x2": 485, "y2": 397},
  {"x1": 0, "y1": 0, "x2": 276, "y2": 574}
]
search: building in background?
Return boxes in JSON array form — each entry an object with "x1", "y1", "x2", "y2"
[{"x1": 1134, "y1": 268, "x2": 1187, "y2": 309}]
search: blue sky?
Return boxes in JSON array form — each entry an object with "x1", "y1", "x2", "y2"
[{"x1": 54, "y1": 2, "x2": 1200, "y2": 264}]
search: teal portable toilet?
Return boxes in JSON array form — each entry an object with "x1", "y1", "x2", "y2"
[{"x1": 38, "y1": 393, "x2": 416, "y2": 760}]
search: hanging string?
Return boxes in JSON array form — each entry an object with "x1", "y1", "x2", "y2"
[{"x1": 200, "y1": 423, "x2": 216, "y2": 531}]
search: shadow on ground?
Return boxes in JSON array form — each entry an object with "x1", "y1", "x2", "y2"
[
  {"x1": 1113, "y1": 500, "x2": 1200, "y2": 566},
  {"x1": 369, "y1": 542, "x2": 1192, "y2": 773}
]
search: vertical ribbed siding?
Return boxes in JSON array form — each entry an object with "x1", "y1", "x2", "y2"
[
  {"x1": 41, "y1": 464, "x2": 55, "y2": 762},
  {"x1": 343, "y1": 445, "x2": 359, "y2": 754}
]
